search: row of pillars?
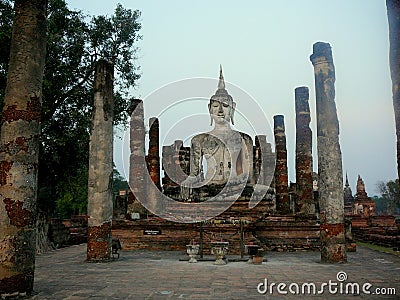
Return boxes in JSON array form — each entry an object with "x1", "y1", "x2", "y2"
[
  {"x1": 273, "y1": 42, "x2": 346, "y2": 262},
  {"x1": 6, "y1": 0, "x2": 400, "y2": 292},
  {"x1": 85, "y1": 42, "x2": 347, "y2": 264},
  {"x1": 0, "y1": 43, "x2": 348, "y2": 293},
  {"x1": 0, "y1": 42, "x2": 348, "y2": 297},
  {"x1": 131, "y1": 43, "x2": 346, "y2": 264},
  {"x1": 141, "y1": 43, "x2": 345, "y2": 264},
  {"x1": 273, "y1": 86, "x2": 314, "y2": 216}
]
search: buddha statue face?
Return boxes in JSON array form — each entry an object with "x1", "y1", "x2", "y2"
[
  {"x1": 207, "y1": 65, "x2": 236, "y2": 126},
  {"x1": 208, "y1": 96, "x2": 236, "y2": 126}
]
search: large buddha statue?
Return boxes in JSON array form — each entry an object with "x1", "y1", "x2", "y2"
[{"x1": 180, "y1": 67, "x2": 254, "y2": 200}]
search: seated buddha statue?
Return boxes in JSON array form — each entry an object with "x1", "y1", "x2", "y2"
[{"x1": 180, "y1": 66, "x2": 254, "y2": 201}]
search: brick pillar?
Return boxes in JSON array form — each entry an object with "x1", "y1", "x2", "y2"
[
  {"x1": 295, "y1": 87, "x2": 315, "y2": 215},
  {"x1": 273, "y1": 115, "x2": 290, "y2": 214},
  {"x1": 255, "y1": 135, "x2": 275, "y2": 186},
  {"x1": 310, "y1": 42, "x2": 347, "y2": 263},
  {"x1": 254, "y1": 136, "x2": 263, "y2": 184},
  {"x1": 129, "y1": 99, "x2": 152, "y2": 212},
  {"x1": 161, "y1": 144, "x2": 174, "y2": 189},
  {"x1": 387, "y1": 0, "x2": 400, "y2": 182},
  {"x1": 87, "y1": 60, "x2": 114, "y2": 262},
  {"x1": 148, "y1": 117, "x2": 161, "y2": 190},
  {"x1": 173, "y1": 140, "x2": 185, "y2": 183}
]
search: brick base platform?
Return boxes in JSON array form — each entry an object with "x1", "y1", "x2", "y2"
[{"x1": 112, "y1": 215, "x2": 320, "y2": 255}]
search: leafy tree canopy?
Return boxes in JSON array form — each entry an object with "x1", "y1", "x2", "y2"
[
  {"x1": 0, "y1": 0, "x2": 141, "y2": 217},
  {"x1": 0, "y1": 0, "x2": 13, "y2": 108},
  {"x1": 113, "y1": 167, "x2": 129, "y2": 195},
  {"x1": 375, "y1": 179, "x2": 400, "y2": 215}
]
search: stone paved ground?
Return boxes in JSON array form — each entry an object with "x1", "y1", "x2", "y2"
[{"x1": 29, "y1": 244, "x2": 400, "y2": 299}]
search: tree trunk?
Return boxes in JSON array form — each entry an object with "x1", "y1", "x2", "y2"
[
  {"x1": 0, "y1": 0, "x2": 47, "y2": 296},
  {"x1": 36, "y1": 211, "x2": 54, "y2": 254},
  {"x1": 387, "y1": 0, "x2": 400, "y2": 182}
]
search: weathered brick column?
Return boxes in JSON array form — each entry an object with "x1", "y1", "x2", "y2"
[
  {"x1": 387, "y1": 0, "x2": 400, "y2": 181},
  {"x1": 0, "y1": 0, "x2": 47, "y2": 295},
  {"x1": 148, "y1": 117, "x2": 161, "y2": 190},
  {"x1": 129, "y1": 99, "x2": 153, "y2": 212},
  {"x1": 254, "y1": 135, "x2": 263, "y2": 184},
  {"x1": 273, "y1": 115, "x2": 290, "y2": 214},
  {"x1": 310, "y1": 42, "x2": 347, "y2": 263},
  {"x1": 255, "y1": 135, "x2": 274, "y2": 186},
  {"x1": 295, "y1": 87, "x2": 315, "y2": 215},
  {"x1": 87, "y1": 60, "x2": 114, "y2": 262}
]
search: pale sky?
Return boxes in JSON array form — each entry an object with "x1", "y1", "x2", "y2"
[{"x1": 67, "y1": 0, "x2": 396, "y2": 196}]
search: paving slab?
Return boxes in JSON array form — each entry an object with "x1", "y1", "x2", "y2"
[{"x1": 27, "y1": 244, "x2": 400, "y2": 299}]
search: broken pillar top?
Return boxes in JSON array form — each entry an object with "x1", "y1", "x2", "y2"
[
  {"x1": 273, "y1": 115, "x2": 285, "y2": 131},
  {"x1": 310, "y1": 42, "x2": 333, "y2": 65},
  {"x1": 149, "y1": 117, "x2": 159, "y2": 129},
  {"x1": 149, "y1": 116, "x2": 159, "y2": 123},
  {"x1": 295, "y1": 86, "x2": 309, "y2": 98},
  {"x1": 255, "y1": 135, "x2": 267, "y2": 146},
  {"x1": 129, "y1": 98, "x2": 143, "y2": 115},
  {"x1": 174, "y1": 140, "x2": 183, "y2": 150},
  {"x1": 295, "y1": 86, "x2": 310, "y2": 115}
]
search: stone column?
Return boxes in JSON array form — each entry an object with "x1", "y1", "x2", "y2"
[
  {"x1": 387, "y1": 0, "x2": 400, "y2": 182},
  {"x1": 295, "y1": 87, "x2": 315, "y2": 215},
  {"x1": 148, "y1": 117, "x2": 161, "y2": 190},
  {"x1": 273, "y1": 115, "x2": 290, "y2": 214},
  {"x1": 0, "y1": 0, "x2": 47, "y2": 295},
  {"x1": 129, "y1": 99, "x2": 154, "y2": 213},
  {"x1": 310, "y1": 42, "x2": 346, "y2": 263},
  {"x1": 255, "y1": 135, "x2": 274, "y2": 186},
  {"x1": 87, "y1": 60, "x2": 114, "y2": 262},
  {"x1": 254, "y1": 135, "x2": 263, "y2": 184}
]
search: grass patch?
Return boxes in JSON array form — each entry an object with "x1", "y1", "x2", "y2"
[{"x1": 356, "y1": 241, "x2": 400, "y2": 257}]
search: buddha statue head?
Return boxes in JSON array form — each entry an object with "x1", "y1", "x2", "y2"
[{"x1": 208, "y1": 65, "x2": 236, "y2": 126}]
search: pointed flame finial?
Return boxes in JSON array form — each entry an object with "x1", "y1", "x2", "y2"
[
  {"x1": 345, "y1": 172, "x2": 349, "y2": 187},
  {"x1": 218, "y1": 64, "x2": 225, "y2": 90}
]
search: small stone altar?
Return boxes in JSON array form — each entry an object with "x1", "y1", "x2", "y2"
[{"x1": 112, "y1": 67, "x2": 321, "y2": 255}]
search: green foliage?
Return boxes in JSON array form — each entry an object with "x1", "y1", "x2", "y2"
[
  {"x1": 0, "y1": 0, "x2": 13, "y2": 111},
  {"x1": 113, "y1": 167, "x2": 129, "y2": 195},
  {"x1": 0, "y1": 0, "x2": 141, "y2": 218},
  {"x1": 356, "y1": 241, "x2": 400, "y2": 257},
  {"x1": 375, "y1": 179, "x2": 400, "y2": 215},
  {"x1": 55, "y1": 167, "x2": 88, "y2": 218},
  {"x1": 371, "y1": 196, "x2": 387, "y2": 215}
]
